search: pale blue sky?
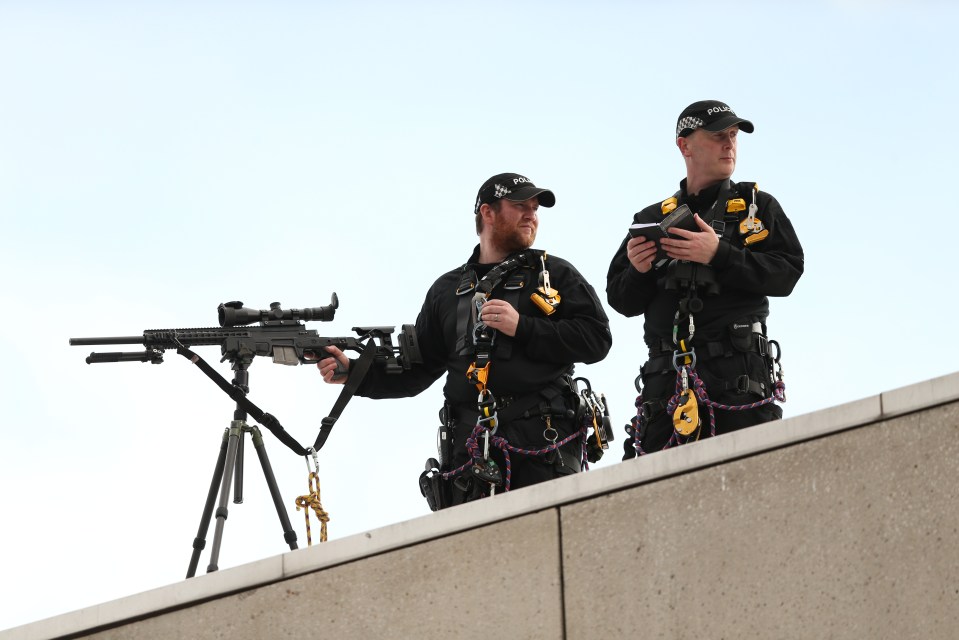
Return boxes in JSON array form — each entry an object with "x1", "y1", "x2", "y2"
[{"x1": 2, "y1": 0, "x2": 957, "y2": 631}]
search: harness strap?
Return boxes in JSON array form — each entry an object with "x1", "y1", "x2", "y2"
[
  {"x1": 645, "y1": 341, "x2": 761, "y2": 371},
  {"x1": 448, "y1": 374, "x2": 575, "y2": 425},
  {"x1": 667, "y1": 180, "x2": 758, "y2": 241},
  {"x1": 454, "y1": 251, "x2": 543, "y2": 356}
]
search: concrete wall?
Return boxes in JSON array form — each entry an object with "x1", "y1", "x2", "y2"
[{"x1": 5, "y1": 371, "x2": 959, "y2": 640}]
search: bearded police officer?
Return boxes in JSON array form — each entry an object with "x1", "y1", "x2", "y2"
[
  {"x1": 318, "y1": 173, "x2": 612, "y2": 505},
  {"x1": 607, "y1": 100, "x2": 804, "y2": 457}
]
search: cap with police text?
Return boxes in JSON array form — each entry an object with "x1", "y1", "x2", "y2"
[
  {"x1": 676, "y1": 100, "x2": 754, "y2": 138},
  {"x1": 474, "y1": 173, "x2": 556, "y2": 215}
]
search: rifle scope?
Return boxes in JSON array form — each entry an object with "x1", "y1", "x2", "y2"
[{"x1": 218, "y1": 293, "x2": 339, "y2": 327}]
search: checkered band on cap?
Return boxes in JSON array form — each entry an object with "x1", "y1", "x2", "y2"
[
  {"x1": 677, "y1": 116, "x2": 704, "y2": 137},
  {"x1": 474, "y1": 172, "x2": 556, "y2": 214}
]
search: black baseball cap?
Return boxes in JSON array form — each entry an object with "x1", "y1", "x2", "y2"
[
  {"x1": 473, "y1": 173, "x2": 556, "y2": 215},
  {"x1": 676, "y1": 100, "x2": 754, "y2": 138}
]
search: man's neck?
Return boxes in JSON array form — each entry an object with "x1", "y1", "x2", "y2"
[
  {"x1": 478, "y1": 240, "x2": 510, "y2": 264},
  {"x1": 685, "y1": 176, "x2": 724, "y2": 196}
]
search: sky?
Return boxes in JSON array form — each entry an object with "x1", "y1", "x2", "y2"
[{"x1": 2, "y1": 0, "x2": 958, "y2": 632}]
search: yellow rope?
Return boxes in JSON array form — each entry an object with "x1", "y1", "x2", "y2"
[{"x1": 295, "y1": 471, "x2": 330, "y2": 545}]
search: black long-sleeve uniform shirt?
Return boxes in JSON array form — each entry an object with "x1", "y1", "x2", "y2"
[
  {"x1": 606, "y1": 179, "x2": 804, "y2": 347},
  {"x1": 356, "y1": 245, "x2": 612, "y2": 407}
]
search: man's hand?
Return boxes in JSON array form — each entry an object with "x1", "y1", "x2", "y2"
[
  {"x1": 479, "y1": 299, "x2": 519, "y2": 336},
  {"x1": 306, "y1": 345, "x2": 350, "y2": 385},
  {"x1": 626, "y1": 235, "x2": 659, "y2": 273},
  {"x1": 660, "y1": 214, "x2": 719, "y2": 264}
]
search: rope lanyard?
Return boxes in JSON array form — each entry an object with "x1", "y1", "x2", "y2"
[{"x1": 294, "y1": 449, "x2": 330, "y2": 545}]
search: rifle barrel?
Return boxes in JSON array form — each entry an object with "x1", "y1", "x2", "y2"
[{"x1": 69, "y1": 336, "x2": 145, "y2": 346}]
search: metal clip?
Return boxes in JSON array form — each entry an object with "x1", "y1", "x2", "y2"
[
  {"x1": 673, "y1": 350, "x2": 697, "y2": 372},
  {"x1": 539, "y1": 255, "x2": 551, "y2": 292},
  {"x1": 304, "y1": 447, "x2": 319, "y2": 474},
  {"x1": 745, "y1": 202, "x2": 759, "y2": 231},
  {"x1": 542, "y1": 415, "x2": 558, "y2": 444},
  {"x1": 476, "y1": 388, "x2": 498, "y2": 433}
]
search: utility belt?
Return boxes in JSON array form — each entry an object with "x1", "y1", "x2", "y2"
[
  {"x1": 646, "y1": 320, "x2": 769, "y2": 369},
  {"x1": 447, "y1": 377, "x2": 578, "y2": 427},
  {"x1": 641, "y1": 320, "x2": 775, "y2": 401}
]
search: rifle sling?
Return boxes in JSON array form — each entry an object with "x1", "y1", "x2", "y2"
[
  {"x1": 173, "y1": 338, "x2": 379, "y2": 456},
  {"x1": 175, "y1": 345, "x2": 310, "y2": 456},
  {"x1": 312, "y1": 337, "x2": 378, "y2": 452}
]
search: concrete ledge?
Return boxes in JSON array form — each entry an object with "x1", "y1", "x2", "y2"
[
  {"x1": 881, "y1": 370, "x2": 959, "y2": 418},
  {"x1": 3, "y1": 371, "x2": 957, "y2": 640}
]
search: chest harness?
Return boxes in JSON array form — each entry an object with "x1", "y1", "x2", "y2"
[
  {"x1": 630, "y1": 181, "x2": 786, "y2": 455},
  {"x1": 417, "y1": 251, "x2": 611, "y2": 508}
]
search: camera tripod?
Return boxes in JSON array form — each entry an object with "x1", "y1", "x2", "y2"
[{"x1": 186, "y1": 359, "x2": 298, "y2": 578}]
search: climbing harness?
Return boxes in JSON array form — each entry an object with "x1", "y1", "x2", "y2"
[
  {"x1": 417, "y1": 251, "x2": 611, "y2": 509},
  {"x1": 628, "y1": 339, "x2": 786, "y2": 455},
  {"x1": 463, "y1": 251, "x2": 564, "y2": 496},
  {"x1": 627, "y1": 181, "x2": 786, "y2": 456}
]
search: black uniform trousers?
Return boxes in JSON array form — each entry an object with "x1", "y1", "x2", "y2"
[{"x1": 449, "y1": 407, "x2": 581, "y2": 502}]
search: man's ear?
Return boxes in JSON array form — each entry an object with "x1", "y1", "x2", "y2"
[{"x1": 677, "y1": 136, "x2": 690, "y2": 157}]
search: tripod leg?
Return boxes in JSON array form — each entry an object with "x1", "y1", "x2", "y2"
[
  {"x1": 205, "y1": 420, "x2": 245, "y2": 573},
  {"x1": 186, "y1": 428, "x2": 230, "y2": 579},
  {"x1": 234, "y1": 430, "x2": 245, "y2": 504},
  {"x1": 250, "y1": 426, "x2": 299, "y2": 550}
]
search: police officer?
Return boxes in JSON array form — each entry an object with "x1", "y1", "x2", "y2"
[
  {"x1": 318, "y1": 173, "x2": 612, "y2": 504},
  {"x1": 607, "y1": 100, "x2": 804, "y2": 456}
]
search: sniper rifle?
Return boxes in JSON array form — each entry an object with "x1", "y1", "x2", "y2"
[{"x1": 69, "y1": 294, "x2": 422, "y2": 455}]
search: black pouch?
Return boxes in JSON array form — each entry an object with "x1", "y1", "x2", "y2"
[
  {"x1": 728, "y1": 318, "x2": 754, "y2": 353},
  {"x1": 436, "y1": 415, "x2": 453, "y2": 469},
  {"x1": 418, "y1": 458, "x2": 450, "y2": 512}
]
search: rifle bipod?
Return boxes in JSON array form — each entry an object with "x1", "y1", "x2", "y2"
[{"x1": 186, "y1": 359, "x2": 298, "y2": 579}]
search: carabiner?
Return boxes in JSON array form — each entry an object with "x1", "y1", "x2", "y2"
[
  {"x1": 304, "y1": 447, "x2": 319, "y2": 474},
  {"x1": 476, "y1": 388, "x2": 498, "y2": 433},
  {"x1": 542, "y1": 415, "x2": 558, "y2": 444},
  {"x1": 672, "y1": 349, "x2": 697, "y2": 372}
]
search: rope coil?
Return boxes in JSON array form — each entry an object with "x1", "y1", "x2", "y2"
[{"x1": 295, "y1": 471, "x2": 330, "y2": 545}]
